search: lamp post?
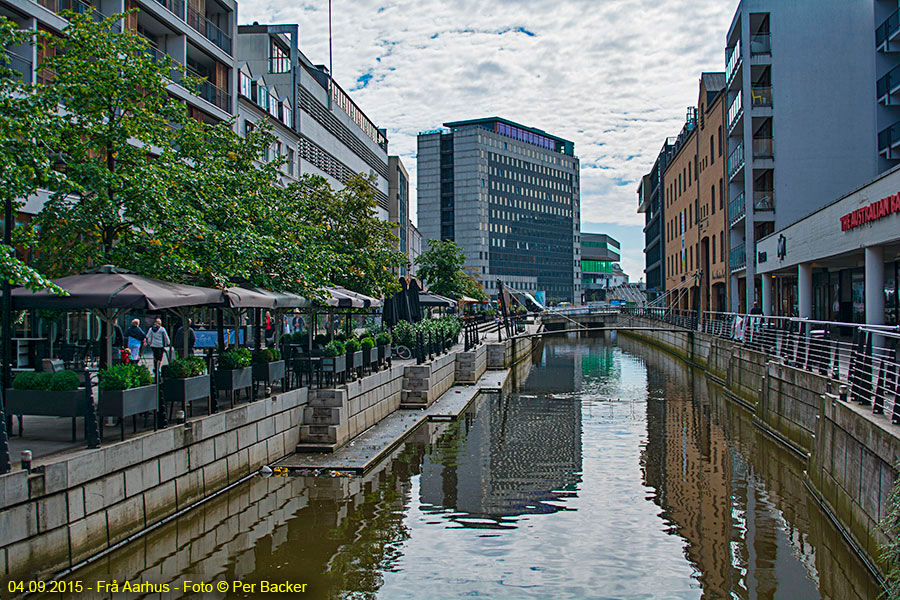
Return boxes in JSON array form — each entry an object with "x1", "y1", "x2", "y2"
[{"x1": 1, "y1": 195, "x2": 14, "y2": 473}]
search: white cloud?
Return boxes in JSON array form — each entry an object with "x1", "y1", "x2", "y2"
[{"x1": 239, "y1": 0, "x2": 736, "y2": 259}]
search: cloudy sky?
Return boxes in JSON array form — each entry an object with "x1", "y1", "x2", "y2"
[{"x1": 239, "y1": 0, "x2": 736, "y2": 281}]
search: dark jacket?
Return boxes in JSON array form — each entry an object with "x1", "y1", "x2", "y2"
[
  {"x1": 124, "y1": 325, "x2": 146, "y2": 343},
  {"x1": 173, "y1": 326, "x2": 196, "y2": 350}
]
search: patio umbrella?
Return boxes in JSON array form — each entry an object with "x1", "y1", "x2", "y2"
[
  {"x1": 383, "y1": 292, "x2": 399, "y2": 328},
  {"x1": 331, "y1": 286, "x2": 384, "y2": 308},
  {"x1": 408, "y1": 279, "x2": 423, "y2": 323},
  {"x1": 321, "y1": 287, "x2": 363, "y2": 309},
  {"x1": 419, "y1": 292, "x2": 457, "y2": 308}
]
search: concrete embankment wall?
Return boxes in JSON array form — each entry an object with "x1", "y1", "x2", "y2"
[
  {"x1": 622, "y1": 316, "x2": 898, "y2": 578},
  {"x1": 0, "y1": 388, "x2": 307, "y2": 582}
]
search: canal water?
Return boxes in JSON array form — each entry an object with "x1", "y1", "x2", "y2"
[{"x1": 51, "y1": 335, "x2": 882, "y2": 599}]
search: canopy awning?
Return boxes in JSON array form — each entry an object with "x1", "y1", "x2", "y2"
[
  {"x1": 419, "y1": 292, "x2": 457, "y2": 308},
  {"x1": 247, "y1": 287, "x2": 310, "y2": 309},
  {"x1": 321, "y1": 287, "x2": 364, "y2": 309},
  {"x1": 11, "y1": 265, "x2": 225, "y2": 311},
  {"x1": 330, "y1": 286, "x2": 383, "y2": 308},
  {"x1": 224, "y1": 286, "x2": 277, "y2": 309}
]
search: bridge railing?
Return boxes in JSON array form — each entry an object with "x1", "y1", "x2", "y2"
[{"x1": 622, "y1": 307, "x2": 900, "y2": 424}]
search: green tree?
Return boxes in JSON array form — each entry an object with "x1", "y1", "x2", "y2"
[
  {"x1": 415, "y1": 239, "x2": 486, "y2": 300},
  {"x1": 881, "y1": 468, "x2": 900, "y2": 599},
  {"x1": 0, "y1": 18, "x2": 65, "y2": 293}
]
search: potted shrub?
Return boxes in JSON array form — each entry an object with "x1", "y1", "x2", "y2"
[
  {"x1": 98, "y1": 363, "x2": 156, "y2": 440},
  {"x1": 361, "y1": 336, "x2": 378, "y2": 371},
  {"x1": 252, "y1": 347, "x2": 286, "y2": 394},
  {"x1": 322, "y1": 340, "x2": 346, "y2": 385},
  {"x1": 7, "y1": 370, "x2": 89, "y2": 441},
  {"x1": 376, "y1": 331, "x2": 392, "y2": 365},
  {"x1": 345, "y1": 338, "x2": 363, "y2": 377},
  {"x1": 214, "y1": 347, "x2": 252, "y2": 405},
  {"x1": 162, "y1": 356, "x2": 209, "y2": 417}
]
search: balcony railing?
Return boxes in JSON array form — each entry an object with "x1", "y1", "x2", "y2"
[
  {"x1": 877, "y1": 8, "x2": 900, "y2": 48},
  {"x1": 153, "y1": 0, "x2": 185, "y2": 20},
  {"x1": 752, "y1": 137, "x2": 773, "y2": 158},
  {"x1": 730, "y1": 244, "x2": 746, "y2": 271},
  {"x1": 183, "y1": 68, "x2": 230, "y2": 112},
  {"x1": 878, "y1": 120, "x2": 900, "y2": 153},
  {"x1": 749, "y1": 33, "x2": 771, "y2": 55},
  {"x1": 728, "y1": 142, "x2": 744, "y2": 180},
  {"x1": 3, "y1": 50, "x2": 32, "y2": 84},
  {"x1": 727, "y1": 92, "x2": 742, "y2": 130},
  {"x1": 37, "y1": 0, "x2": 121, "y2": 31},
  {"x1": 753, "y1": 190, "x2": 774, "y2": 211},
  {"x1": 726, "y1": 39, "x2": 741, "y2": 83},
  {"x1": 187, "y1": 6, "x2": 232, "y2": 55},
  {"x1": 877, "y1": 64, "x2": 900, "y2": 100},
  {"x1": 750, "y1": 86, "x2": 772, "y2": 108},
  {"x1": 728, "y1": 192, "x2": 745, "y2": 226}
]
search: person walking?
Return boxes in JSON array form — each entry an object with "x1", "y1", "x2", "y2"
[
  {"x1": 124, "y1": 319, "x2": 146, "y2": 362},
  {"x1": 145, "y1": 318, "x2": 171, "y2": 372},
  {"x1": 173, "y1": 320, "x2": 196, "y2": 359}
]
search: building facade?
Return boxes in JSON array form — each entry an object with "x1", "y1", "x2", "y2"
[
  {"x1": 724, "y1": 0, "x2": 883, "y2": 312},
  {"x1": 417, "y1": 118, "x2": 581, "y2": 303},
  {"x1": 388, "y1": 156, "x2": 410, "y2": 274},
  {"x1": 637, "y1": 139, "x2": 674, "y2": 302},
  {"x1": 663, "y1": 109, "x2": 699, "y2": 310},
  {"x1": 580, "y1": 233, "x2": 622, "y2": 302}
]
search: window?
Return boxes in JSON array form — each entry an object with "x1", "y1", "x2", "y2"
[
  {"x1": 710, "y1": 136, "x2": 715, "y2": 164},
  {"x1": 718, "y1": 126, "x2": 723, "y2": 157},
  {"x1": 712, "y1": 234, "x2": 716, "y2": 264},
  {"x1": 269, "y1": 39, "x2": 291, "y2": 74},
  {"x1": 268, "y1": 91, "x2": 279, "y2": 118},
  {"x1": 719, "y1": 178, "x2": 724, "y2": 210},
  {"x1": 282, "y1": 103, "x2": 292, "y2": 128},
  {"x1": 239, "y1": 71, "x2": 251, "y2": 98},
  {"x1": 711, "y1": 185, "x2": 716, "y2": 214},
  {"x1": 258, "y1": 86, "x2": 269, "y2": 111},
  {"x1": 720, "y1": 231, "x2": 725, "y2": 263},
  {"x1": 244, "y1": 119, "x2": 255, "y2": 136},
  {"x1": 287, "y1": 148, "x2": 295, "y2": 176}
]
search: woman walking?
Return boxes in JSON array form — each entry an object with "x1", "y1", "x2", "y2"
[
  {"x1": 124, "y1": 318, "x2": 146, "y2": 362},
  {"x1": 145, "y1": 318, "x2": 171, "y2": 372}
]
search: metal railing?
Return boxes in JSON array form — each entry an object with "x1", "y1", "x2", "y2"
[
  {"x1": 182, "y1": 67, "x2": 231, "y2": 112},
  {"x1": 727, "y1": 93, "x2": 743, "y2": 130},
  {"x1": 749, "y1": 33, "x2": 771, "y2": 55},
  {"x1": 623, "y1": 308, "x2": 900, "y2": 424},
  {"x1": 753, "y1": 190, "x2": 774, "y2": 211},
  {"x1": 152, "y1": 0, "x2": 185, "y2": 19},
  {"x1": 877, "y1": 8, "x2": 900, "y2": 48},
  {"x1": 38, "y1": 0, "x2": 121, "y2": 31},
  {"x1": 878, "y1": 121, "x2": 900, "y2": 153},
  {"x1": 752, "y1": 137, "x2": 773, "y2": 158},
  {"x1": 728, "y1": 192, "x2": 745, "y2": 226},
  {"x1": 751, "y1": 86, "x2": 772, "y2": 108},
  {"x1": 726, "y1": 40, "x2": 741, "y2": 83},
  {"x1": 877, "y1": 63, "x2": 900, "y2": 100},
  {"x1": 3, "y1": 49, "x2": 32, "y2": 84},
  {"x1": 730, "y1": 244, "x2": 746, "y2": 270},
  {"x1": 728, "y1": 142, "x2": 744, "y2": 179},
  {"x1": 187, "y1": 6, "x2": 232, "y2": 55}
]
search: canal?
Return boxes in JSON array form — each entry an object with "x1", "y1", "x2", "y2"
[{"x1": 49, "y1": 335, "x2": 882, "y2": 599}]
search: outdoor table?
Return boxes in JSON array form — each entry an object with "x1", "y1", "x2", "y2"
[{"x1": 292, "y1": 355, "x2": 322, "y2": 388}]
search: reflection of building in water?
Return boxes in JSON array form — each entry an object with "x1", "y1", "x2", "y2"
[
  {"x1": 624, "y1": 336, "x2": 820, "y2": 599},
  {"x1": 523, "y1": 334, "x2": 618, "y2": 393}
]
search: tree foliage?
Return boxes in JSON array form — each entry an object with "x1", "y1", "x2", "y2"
[{"x1": 415, "y1": 239, "x2": 486, "y2": 300}]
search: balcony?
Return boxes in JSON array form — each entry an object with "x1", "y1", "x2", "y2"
[
  {"x1": 749, "y1": 34, "x2": 770, "y2": 56},
  {"x1": 4, "y1": 49, "x2": 32, "y2": 84},
  {"x1": 730, "y1": 244, "x2": 746, "y2": 271},
  {"x1": 152, "y1": 0, "x2": 185, "y2": 20},
  {"x1": 726, "y1": 39, "x2": 741, "y2": 84},
  {"x1": 877, "y1": 64, "x2": 900, "y2": 104},
  {"x1": 37, "y1": 0, "x2": 121, "y2": 31},
  {"x1": 877, "y1": 8, "x2": 900, "y2": 49},
  {"x1": 750, "y1": 86, "x2": 772, "y2": 108},
  {"x1": 753, "y1": 190, "x2": 774, "y2": 211},
  {"x1": 727, "y1": 142, "x2": 744, "y2": 180},
  {"x1": 187, "y1": 6, "x2": 232, "y2": 55},
  {"x1": 878, "y1": 120, "x2": 900, "y2": 156},
  {"x1": 727, "y1": 92, "x2": 743, "y2": 131},
  {"x1": 752, "y1": 137, "x2": 773, "y2": 159},
  {"x1": 729, "y1": 192, "x2": 745, "y2": 227}
]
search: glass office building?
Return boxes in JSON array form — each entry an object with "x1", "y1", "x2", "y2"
[{"x1": 417, "y1": 118, "x2": 581, "y2": 303}]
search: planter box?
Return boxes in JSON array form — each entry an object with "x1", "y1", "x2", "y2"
[
  {"x1": 253, "y1": 360, "x2": 285, "y2": 383},
  {"x1": 162, "y1": 374, "x2": 210, "y2": 406},
  {"x1": 322, "y1": 354, "x2": 346, "y2": 374},
  {"x1": 5, "y1": 388, "x2": 89, "y2": 417},
  {"x1": 379, "y1": 344, "x2": 391, "y2": 363},
  {"x1": 366, "y1": 347, "x2": 379, "y2": 365},
  {"x1": 214, "y1": 367, "x2": 252, "y2": 392},
  {"x1": 348, "y1": 351, "x2": 363, "y2": 370},
  {"x1": 99, "y1": 384, "x2": 157, "y2": 419}
]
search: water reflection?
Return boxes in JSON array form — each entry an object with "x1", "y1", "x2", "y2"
[{"x1": 47, "y1": 336, "x2": 882, "y2": 599}]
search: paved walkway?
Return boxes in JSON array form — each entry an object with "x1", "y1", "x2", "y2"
[{"x1": 276, "y1": 369, "x2": 510, "y2": 474}]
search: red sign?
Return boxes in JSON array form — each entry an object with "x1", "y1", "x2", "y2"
[{"x1": 840, "y1": 192, "x2": 900, "y2": 231}]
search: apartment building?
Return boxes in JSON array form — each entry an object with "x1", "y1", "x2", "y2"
[
  {"x1": 417, "y1": 117, "x2": 581, "y2": 303},
  {"x1": 636, "y1": 139, "x2": 673, "y2": 302},
  {"x1": 580, "y1": 233, "x2": 621, "y2": 302},
  {"x1": 663, "y1": 110, "x2": 699, "y2": 310},
  {"x1": 724, "y1": 1, "x2": 881, "y2": 312},
  {"x1": 388, "y1": 155, "x2": 413, "y2": 275}
]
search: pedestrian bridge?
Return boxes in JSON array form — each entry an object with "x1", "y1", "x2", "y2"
[{"x1": 536, "y1": 309, "x2": 691, "y2": 335}]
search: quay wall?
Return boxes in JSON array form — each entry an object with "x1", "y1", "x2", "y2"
[
  {"x1": 0, "y1": 387, "x2": 307, "y2": 583},
  {"x1": 622, "y1": 316, "x2": 898, "y2": 578}
]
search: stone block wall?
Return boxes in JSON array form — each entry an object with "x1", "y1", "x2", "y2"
[
  {"x1": 0, "y1": 388, "x2": 307, "y2": 583},
  {"x1": 401, "y1": 352, "x2": 456, "y2": 408},
  {"x1": 455, "y1": 343, "x2": 487, "y2": 384},
  {"x1": 486, "y1": 337, "x2": 533, "y2": 370}
]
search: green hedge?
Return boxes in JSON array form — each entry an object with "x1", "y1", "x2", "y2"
[
  {"x1": 99, "y1": 363, "x2": 153, "y2": 391},
  {"x1": 13, "y1": 370, "x2": 81, "y2": 391}
]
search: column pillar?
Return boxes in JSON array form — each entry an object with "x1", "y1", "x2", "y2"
[
  {"x1": 865, "y1": 245, "x2": 885, "y2": 325},
  {"x1": 730, "y1": 274, "x2": 740, "y2": 312},
  {"x1": 761, "y1": 274, "x2": 773, "y2": 316},
  {"x1": 798, "y1": 262, "x2": 813, "y2": 319}
]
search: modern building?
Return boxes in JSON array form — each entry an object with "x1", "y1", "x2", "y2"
[
  {"x1": 661, "y1": 73, "x2": 729, "y2": 313},
  {"x1": 236, "y1": 23, "x2": 391, "y2": 219},
  {"x1": 407, "y1": 222, "x2": 422, "y2": 276},
  {"x1": 756, "y1": 164, "x2": 900, "y2": 325},
  {"x1": 637, "y1": 139, "x2": 674, "y2": 302},
  {"x1": 388, "y1": 156, "x2": 410, "y2": 274},
  {"x1": 724, "y1": 1, "x2": 884, "y2": 312},
  {"x1": 417, "y1": 117, "x2": 581, "y2": 303},
  {"x1": 580, "y1": 233, "x2": 623, "y2": 302}
]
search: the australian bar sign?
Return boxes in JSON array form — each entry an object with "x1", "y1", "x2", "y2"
[{"x1": 840, "y1": 192, "x2": 900, "y2": 231}]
